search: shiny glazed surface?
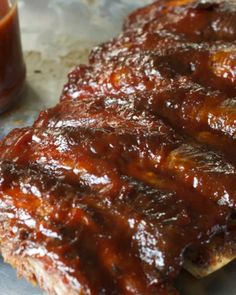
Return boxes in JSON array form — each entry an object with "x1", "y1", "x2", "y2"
[{"x1": 0, "y1": 0, "x2": 236, "y2": 294}]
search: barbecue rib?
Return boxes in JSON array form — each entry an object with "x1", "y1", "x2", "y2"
[{"x1": 0, "y1": 0, "x2": 236, "y2": 294}]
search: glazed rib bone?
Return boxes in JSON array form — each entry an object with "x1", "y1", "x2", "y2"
[{"x1": 0, "y1": 0, "x2": 236, "y2": 294}]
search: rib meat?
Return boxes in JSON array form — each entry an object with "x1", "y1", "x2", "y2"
[{"x1": 0, "y1": 0, "x2": 236, "y2": 294}]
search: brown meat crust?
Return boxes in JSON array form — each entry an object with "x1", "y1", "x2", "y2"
[{"x1": 0, "y1": 0, "x2": 236, "y2": 294}]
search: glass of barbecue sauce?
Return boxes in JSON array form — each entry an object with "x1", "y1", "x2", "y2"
[{"x1": 0, "y1": 0, "x2": 25, "y2": 113}]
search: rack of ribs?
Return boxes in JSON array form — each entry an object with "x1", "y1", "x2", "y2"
[{"x1": 0, "y1": 0, "x2": 236, "y2": 294}]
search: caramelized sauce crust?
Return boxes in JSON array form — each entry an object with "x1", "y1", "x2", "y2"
[{"x1": 0, "y1": 0, "x2": 236, "y2": 294}]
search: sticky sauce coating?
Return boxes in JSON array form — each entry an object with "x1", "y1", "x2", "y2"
[{"x1": 0, "y1": 0, "x2": 236, "y2": 294}]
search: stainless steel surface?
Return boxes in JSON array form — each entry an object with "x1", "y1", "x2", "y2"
[{"x1": 0, "y1": 1, "x2": 235, "y2": 294}]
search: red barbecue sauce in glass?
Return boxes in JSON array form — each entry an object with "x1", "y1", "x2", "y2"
[{"x1": 0, "y1": 0, "x2": 25, "y2": 112}]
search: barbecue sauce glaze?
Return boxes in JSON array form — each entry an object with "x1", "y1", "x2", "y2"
[{"x1": 0, "y1": 0, "x2": 235, "y2": 294}]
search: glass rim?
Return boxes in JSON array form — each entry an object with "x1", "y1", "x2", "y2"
[{"x1": 0, "y1": 0, "x2": 18, "y2": 27}]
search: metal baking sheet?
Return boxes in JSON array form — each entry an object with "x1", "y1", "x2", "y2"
[{"x1": 0, "y1": 0, "x2": 235, "y2": 294}]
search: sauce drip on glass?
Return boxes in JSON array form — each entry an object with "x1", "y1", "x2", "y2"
[
  {"x1": 0, "y1": 0, "x2": 10, "y2": 18},
  {"x1": 0, "y1": 0, "x2": 25, "y2": 112}
]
